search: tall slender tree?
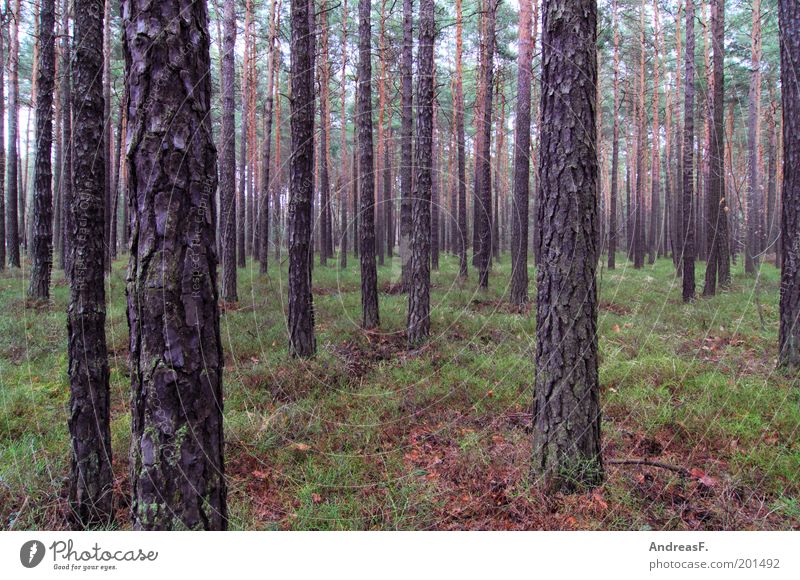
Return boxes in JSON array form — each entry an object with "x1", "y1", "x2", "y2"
[
  {"x1": 288, "y1": 0, "x2": 317, "y2": 355},
  {"x1": 28, "y1": 0, "x2": 56, "y2": 299},
  {"x1": 455, "y1": 0, "x2": 467, "y2": 278},
  {"x1": 68, "y1": 0, "x2": 112, "y2": 528},
  {"x1": 510, "y1": 0, "x2": 532, "y2": 305},
  {"x1": 0, "y1": 8, "x2": 5, "y2": 271},
  {"x1": 124, "y1": 0, "x2": 227, "y2": 530},
  {"x1": 682, "y1": 0, "x2": 696, "y2": 302},
  {"x1": 607, "y1": 0, "x2": 620, "y2": 270},
  {"x1": 476, "y1": 0, "x2": 496, "y2": 289},
  {"x1": 259, "y1": 0, "x2": 279, "y2": 274},
  {"x1": 408, "y1": 0, "x2": 434, "y2": 347},
  {"x1": 779, "y1": 0, "x2": 800, "y2": 368},
  {"x1": 746, "y1": 0, "x2": 763, "y2": 275},
  {"x1": 400, "y1": 0, "x2": 413, "y2": 289},
  {"x1": 357, "y1": 0, "x2": 379, "y2": 329},
  {"x1": 533, "y1": 0, "x2": 602, "y2": 493},
  {"x1": 220, "y1": 0, "x2": 238, "y2": 301},
  {"x1": 6, "y1": 0, "x2": 20, "y2": 267}
]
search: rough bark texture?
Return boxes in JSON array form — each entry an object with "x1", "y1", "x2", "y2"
[
  {"x1": 779, "y1": 0, "x2": 800, "y2": 368},
  {"x1": 59, "y1": 0, "x2": 73, "y2": 272},
  {"x1": 703, "y1": 0, "x2": 730, "y2": 295},
  {"x1": 357, "y1": 0, "x2": 379, "y2": 329},
  {"x1": 259, "y1": 0, "x2": 278, "y2": 275},
  {"x1": 123, "y1": 0, "x2": 227, "y2": 530},
  {"x1": 0, "y1": 9, "x2": 5, "y2": 270},
  {"x1": 6, "y1": 0, "x2": 20, "y2": 267},
  {"x1": 68, "y1": 0, "x2": 113, "y2": 529},
  {"x1": 103, "y1": 0, "x2": 112, "y2": 270},
  {"x1": 220, "y1": 0, "x2": 237, "y2": 301},
  {"x1": 407, "y1": 0, "x2": 434, "y2": 347},
  {"x1": 682, "y1": 0, "x2": 696, "y2": 303},
  {"x1": 399, "y1": 0, "x2": 413, "y2": 289},
  {"x1": 532, "y1": 0, "x2": 602, "y2": 494},
  {"x1": 476, "y1": 0, "x2": 496, "y2": 290},
  {"x1": 29, "y1": 0, "x2": 56, "y2": 299},
  {"x1": 510, "y1": 0, "x2": 532, "y2": 305},
  {"x1": 288, "y1": 0, "x2": 317, "y2": 356}
]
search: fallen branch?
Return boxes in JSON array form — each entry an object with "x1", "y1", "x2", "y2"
[{"x1": 608, "y1": 459, "x2": 690, "y2": 477}]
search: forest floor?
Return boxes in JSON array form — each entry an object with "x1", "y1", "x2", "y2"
[{"x1": 1, "y1": 252, "x2": 799, "y2": 530}]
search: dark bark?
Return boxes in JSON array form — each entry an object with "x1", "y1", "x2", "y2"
[
  {"x1": 533, "y1": 0, "x2": 602, "y2": 493},
  {"x1": 6, "y1": 0, "x2": 20, "y2": 268},
  {"x1": 288, "y1": 0, "x2": 317, "y2": 356},
  {"x1": 259, "y1": 0, "x2": 278, "y2": 275},
  {"x1": 0, "y1": 9, "x2": 6, "y2": 270},
  {"x1": 682, "y1": 0, "x2": 696, "y2": 302},
  {"x1": 407, "y1": 0, "x2": 434, "y2": 347},
  {"x1": 400, "y1": 0, "x2": 413, "y2": 289},
  {"x1": 510, "y1": 0, "x2": 532, "y2": 303},
  {"x1": 28, "y1": 0, "x2": 57, "y2": 300},
  {"x1": 123, "y1": 0, "x2": 227, "y2": 530},
  {"x1": 703, "y1": 0, "x2": 729, "y2": 295},
  {"x1": 476, "y1": 0, "x2": 496, "y2": 290},
  {"x1": 608, "y1": 0, "x2": 619, "y2": 270},
  {"x1": 103, "y1": 0, "x2": 112, "y2": 271},
  {"x1": 220, "y1": 0, "x2": 238, "y2": 301},
  {"x1": 779, "y1": 0, "x2": 800, "y2": 368},
  {"x1": 357, "y1": 0, "x2": 379, "y2": 329},
  {"x1": 746, "y1": 0, "x2": 763, "y2": 275},
  {"x1": 68, "y1": 0, "x2": 112, "y2": 528},
  {"x1": 238, "y1": 95, "x2": 248, "y2": 267},
  {"x1": 384, "y1": 133, "x2": 394, "y2": 261}
]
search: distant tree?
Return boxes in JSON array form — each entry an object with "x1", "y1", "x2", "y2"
[
  {"x1": 220, "y1": 0, "x2": 238, "y2": 301},
  {"x1": 68, "y1": 0, "x2": 112, "y2": 528},
  {"x1": 510, "y1": 0, "x2": 532, "y2": 304},
  {"x1": 779, "y1": 0, "x2": 800, "y2": 369},
  {"x1": 123, "y1": 0, "x2": 227, "y2": 529},
  {"x1": 28, "y1": 0, "x2": 56, "y2": 300},
  {"x1": 607, "y1": 0, "x2": 620, "y2": 271},
  {"x1": 407, "y1": 0, "x2": 434, "y2": 347},
  {"x1": 357, "y1": 0, "x2": 379, "y2": 329},
  {"x1": 532, "y1": 0, "x2": 602, "y2": 493}
]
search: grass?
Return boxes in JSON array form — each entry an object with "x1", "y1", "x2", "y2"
[{"x1": 0, "y1": 250, "x2": 798, "y2": 530}]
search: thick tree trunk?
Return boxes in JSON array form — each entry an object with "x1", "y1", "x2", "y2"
[
  {"x1": 288, "y1": 0, "x2": 317, "y2": 355},
  {"x1": 407, "y1": 0, "x2": 434, "y2": 347},
  {"x1": 220, "y1": 0, "x2": 238, "y2": 301},
  {"x1": 123, "y1": 0, "x2": 227, "y2": 529},
  {"x1": 68, "y1": 0, "x2": 112, "y2": 529},
  {"x1": 682, "y1": 0, "x2": 696, "y2": 302},
  {"x1": 357, "y1": 0, "x2": 379, "y2": 329},
  {"x1": 6, "y1": 0, "x2": 21, "y2": 268},
  {"x1": 533, "y1": 0, "x2": 602, "y2": 494},
  {"x1": 28, "y1": 0, "x2": 56, "y2": 300},
  {"x1": 779, "y1": 0, "x2": 800, "y2": 368},
  {"x1": 510, "y1": 0, "x2": 532, "y2": 303}
]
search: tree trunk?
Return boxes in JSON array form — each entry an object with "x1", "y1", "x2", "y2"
[
  {"x1": 68, "y1": 0, "x2": 112, "y2": 529},
  {"x1": 288, "y1": 0, "x2": 317, "y2": 355},
  {"x1": 28, "y1": 0, "x2": 56, "y2": 300},
  {"x1": 319, "y1": 0, "x2": 332, "y2": 266},
  {"x1": 779, "y1": 0, "x2": 800, "y2": 368},
  {"x1": 682, "y1": 0, "x2": 696, "y2": 302},
  {"x1": 649, "y1": 0, "x2": 661, "y2": 264},
  {"x1": 0, "y1": 8, "x2": 6, "y2": 270},
  {"x1": 103, "y1": 0, "x2": 112, "y2": 271},
  {"x1": 533, "y1": 0, "x2": 602, "y2": 494},
  {"x1": 607, "y1": 0, "x2": 619, "y2": 271},
  {"x1": 339, "y1": 0, "x2": 349, "y2": 269},
  {"x1": 746, "y1": 0, "x2": 763, "y2": 275},
  {"x1": 6, "y1": 0, "x2": 21, "y2": 267},
  {"x1": 510, "y1": 0, "x2": 532, "y2": 303},
  {"x1": 123, "y1": 0, "x2": 227, "y2": 530},
  {"x1": 455, "y1": 0, "x2": 467, "y2": 278},
  {"x1": 703, "y1": 0, "x2": 730, "y2": 295},
  {"x1": 407, "y1": 0, "x2": 434, "y2": 347},
  {"x1": 259, "y1": 0, "x2": 278, "y2": 275},
  {"x1": 476, "y1": 0, "x2": 496, "y2": 289},
  {"x1": 59, "y1": 0, "x2": 72, "y2": 272},
  {"x1": 633, "y1": 1, "x2": 646, "y2": 270},
  {"x1": 400, "y1": 0, "x2": 413, "y2": 289},
  {"x1": 357, "y1": 0, "x2": 379, "y2": 329},
  {"x1": 220, "y1": 0, "x2": 238, "y2": 301}
]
